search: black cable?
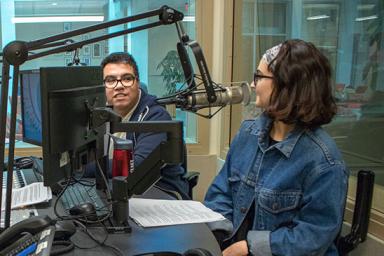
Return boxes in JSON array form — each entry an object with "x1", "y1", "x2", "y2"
[
  {"x1": 52, "y1": 149, "x2": 112, "y2": 223},
  {"x1": 53, "y1": 180, "x2": 101, "y2": 222},
  {"x1": 71, "y1": 173, "x2": 95, "y2": 187},
  {"x1": 95, "y1": 157, "x2": 113, "y2": 204},
  {"x1": 50, "y1": 240, "x2": 75, "y2": 255},
  {"x1": 73, "y1": 220, "x2": 124, "y2": 256},
  {"x1": 53, "y1": 175, "x2": 73, "y2": 220}
]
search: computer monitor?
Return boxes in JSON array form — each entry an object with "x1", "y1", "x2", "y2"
[
  {"x1": 39, "y1": 66, "x2": 106, "y2": 187},
  {"x1": 20, "y1": 69, "x2": 43, "y2": 146}
]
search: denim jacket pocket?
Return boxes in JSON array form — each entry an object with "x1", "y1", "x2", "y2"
[
  {"x1": 257, "y1": 188, "x2": 301, "y2": 230},
  {"x1": 258, "y1": 188, "x2": 301, "y2": 214}
]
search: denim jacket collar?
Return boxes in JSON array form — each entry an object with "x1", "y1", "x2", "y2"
[{"x1": 248, "y1": 112, "x2": 305, "y2": 158}]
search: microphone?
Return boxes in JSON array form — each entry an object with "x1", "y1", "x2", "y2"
[{"x1": 157, "y1": 82, "x2": 251, "y2": 111}]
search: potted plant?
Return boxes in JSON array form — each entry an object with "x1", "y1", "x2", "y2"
[
  {"x1": 157, "y1": 50, "x2": 184, "y2": 96},
  {"x1": 157, "y1": 50, "x2": 184, "y2": 117}
]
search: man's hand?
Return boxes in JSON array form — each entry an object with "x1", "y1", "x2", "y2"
[{"x1": 222, "y1": 240, "x2": 248, "y2": 256}]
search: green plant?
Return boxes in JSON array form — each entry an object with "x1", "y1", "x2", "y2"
[{"x1": 156, "y1": 50, "x2": 184, "y2": 96}]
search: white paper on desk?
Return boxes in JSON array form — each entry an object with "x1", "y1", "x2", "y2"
[
  {"x1": 1, "y1": 182, "x2": 52, "y2": 211},
  {"x1": 129, "y1": 198, "x2": 225, "y2": 227}
]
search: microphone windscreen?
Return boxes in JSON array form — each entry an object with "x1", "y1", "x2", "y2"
[
  {"x1": 240, "y1": 82, "x2": 251, "y2": 106},
  {"x1": 226, "y1": 82, "x2": 251, "y2": 105}
]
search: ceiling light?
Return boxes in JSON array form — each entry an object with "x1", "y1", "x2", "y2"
[
  {"x1": 355, "y1": 15, "x2": 378, "y2": 22},
  {"x1": 357, "y1": 4, "x2": 375, "y2": 11},
  {"x1": 183, "y1": 16, "x2": 195, "y2": 22},
  {"x1": 12, "y1": 16, "x2": 104, "y2": 23},
  {"x1": 307, "y1": 15, "x2": 330, "y2": 20}
]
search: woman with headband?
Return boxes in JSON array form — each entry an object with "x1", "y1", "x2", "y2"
[{"x1": 204, "y1": 39, "x2": 348, "y2": 256}]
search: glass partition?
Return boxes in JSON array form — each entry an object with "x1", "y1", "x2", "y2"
[
  {"x1": 1, "y1": 0, "x2": 198, "y2": 145},
  {"x1": 232, "y1": 0, "x2": 384, "y2": 236}
]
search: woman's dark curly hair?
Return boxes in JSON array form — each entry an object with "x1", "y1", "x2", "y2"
[{"x1": 265, "y1": 39, "x2": 337, "y2": 128}]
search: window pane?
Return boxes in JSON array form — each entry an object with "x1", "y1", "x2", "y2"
[
  {"x1": 232, "y1": 0, "x2": 384, "y2": 214},
  {"x1": 128, "y1": 0, "x2": 197, "y2": 143},
  {"x1": 325, "y1": 0, "x2": 384, "y2": 190},
  {"x1": 1, "y1": 0, "x2": 197, "y2": 144}
]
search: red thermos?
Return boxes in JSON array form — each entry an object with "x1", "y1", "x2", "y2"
[{"x1": 111, "y1": 137, "x2": 134, "y2": 177}]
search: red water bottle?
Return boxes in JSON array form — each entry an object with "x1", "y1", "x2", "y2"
[{"x1": 111, "y1": 137, "x2": 134, "y2": 177}]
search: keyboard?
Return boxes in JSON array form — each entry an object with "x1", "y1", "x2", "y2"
[
  {"x1": 60, "y1": 183, "x2": 108, "y2": 216},
  {"x1": 2, "y1": 169, "x2": 26, "y2": 189},
  {"x1": 1, "y1": 170, "x2": 38, "y2": 227}
]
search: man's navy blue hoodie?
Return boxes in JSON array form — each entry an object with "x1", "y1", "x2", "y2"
[{"x1": 126, "y1": 89, "x2": 189, "y2": 199}]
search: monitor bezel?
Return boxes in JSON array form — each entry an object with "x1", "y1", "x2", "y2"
[{"x1": 20, "y1": 69, "x2": 43, "y2": 146}]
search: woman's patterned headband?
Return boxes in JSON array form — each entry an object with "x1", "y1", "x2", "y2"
[{"x1": 262, "y1": 43, "x2": 282, "y2": 71}]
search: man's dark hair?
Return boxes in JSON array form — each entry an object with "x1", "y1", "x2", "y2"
[
  {"x1": 266, "y1": 39, "x2": 337, "y2": 129},
  {"x1": 101, "y1": 52, "x2": 140, "y2": 81}
]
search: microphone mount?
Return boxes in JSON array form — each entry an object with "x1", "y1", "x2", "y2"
[
  {"x1": 156, "y1": 79, "x2": 251, "y2": 119},
  {"x1": 161, "y1": 22, "x2": 249, "y2": 119},
  {"x1": 174, "y1": 22, "x2": 217, "y2": 104}
]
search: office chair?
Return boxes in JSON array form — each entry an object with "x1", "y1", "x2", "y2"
[
  {"x1": 182, "y1": 144, "x2": 200, "y2": 199},
  {"x1": 183, "y1": 171, "x2": 200, "y2": 199},
  {"x1": 336, "y1": 170, "x2": 375, "y2": 255}
]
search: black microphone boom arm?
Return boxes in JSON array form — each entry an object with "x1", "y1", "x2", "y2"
[
  {"x1": 2, "y1": 6, "x2": 183, "y2": 65},
  {"x1": 0, "y1": 5, "x2": 185, "y2": 230}
]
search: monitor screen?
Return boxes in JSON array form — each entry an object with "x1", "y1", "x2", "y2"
[
  {"x1": 39, "y1": 66, "x2": 105, "y2": 187},
  {"x1": 20, "y1": 70, "x2": 43, "y2": 146}
]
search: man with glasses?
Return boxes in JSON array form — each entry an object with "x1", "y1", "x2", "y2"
[{"x1": 101, "y1": 52, "x2": 190, "y2": 199}]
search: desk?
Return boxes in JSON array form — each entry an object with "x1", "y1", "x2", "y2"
[
  {"x1": 63, "y1": 221, "x2": 220, "y2": 255},
  {"x1": 21, "y1": 170, "x2": 221, "y2": 255}
]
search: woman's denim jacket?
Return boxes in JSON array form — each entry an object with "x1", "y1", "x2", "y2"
[{"x1": 204, "y1": 113, "x2": 349, "y2": 256}]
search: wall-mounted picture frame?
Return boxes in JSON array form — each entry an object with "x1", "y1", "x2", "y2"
[
  {"x1": 104, "y1": 44, "x2": 109, "y2": 55},
  {"x1": 65, "y1": 57, "x2": 72, "y2": 66},
  {"x1": 83, "y1": 57, "x2": 91, "y2": 66},
  {"x1": 83, "y1": 45, "x2": 91, "y2": 56},
  {"x1": 93, "y1": 43, "x2": 101, "y2": 58},
  {"x1": 63, "y1": 22, "x2": 72, "y2": 32}
]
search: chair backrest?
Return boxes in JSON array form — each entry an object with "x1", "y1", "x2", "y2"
[
  {"x1": 182, "y1": 143, "x2": 200, "y2": 199},
  {"x1": 336, "y1": 170, "x2": 375, "y2": 255}
]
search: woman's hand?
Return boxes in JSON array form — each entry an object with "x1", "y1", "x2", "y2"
[{"x1": 222, "y1": 240, "x2": 248, "y2": 256}]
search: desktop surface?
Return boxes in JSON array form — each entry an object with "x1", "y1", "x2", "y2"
[
  {"x1": 64, "y1": 221, "x2": 221, "y2": 255},
  {"x1": 7, "y1": 169, "x2": 221, "y2": 255}
]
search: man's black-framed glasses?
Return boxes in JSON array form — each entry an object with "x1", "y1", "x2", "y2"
[
  {"x1": 253, "y1": 71, "x2": 273, "y2": 84},
  {"x1": 104, "y1": 73, "x2": 136, "y2": 89}
]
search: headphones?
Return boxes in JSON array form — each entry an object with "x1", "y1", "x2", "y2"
[
  {"x1": 183, "y1": 248, "x2": 213, "y2": 256},
  {"x1": 3, "y1": 157, "x2": 34, "y2": 171},
  {"x1": 136, "y1": 248, "x2": 213, "y2": 256}
]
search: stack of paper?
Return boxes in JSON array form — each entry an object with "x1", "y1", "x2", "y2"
[
  {"x1": 129, "y1": 198, "x2": 225, "y2": 227},
  {"x1": 1, "y1": 182, "x2": 52, "y2": 211}
]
